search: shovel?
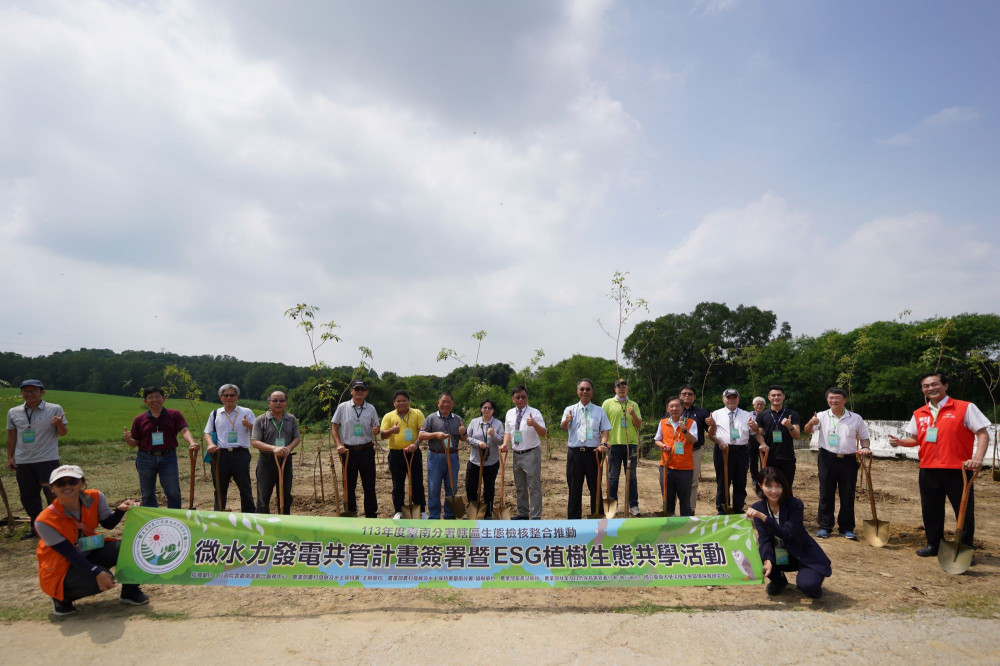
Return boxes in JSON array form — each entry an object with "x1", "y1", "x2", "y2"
[
  {"x1": 0, "y1": 475, "x2": 16, "y2": 535},
  {"x1": 274, "y1": 450, "x2": 289, "y2": 514},
  {"x1": 653, "y1": 455, "x2": 671, "y2": 517},
  {"x1": 340, "y1": 448, "x2": 357, "y2": 517},
  {"x1": 721, "y1": 445, "x2": 732, "y2": 514},
  {"x1": 495, "y1": 450, "x2": 512, "y2": 520},
  {"x1": 401, "y1": 450, "x2": 420, "y2": 519},
  {"x1": 188, "y1": 447, "x2": 197, "y2": 510},
  {"x1": 760, "y1": 446, "x2": 768, "y2": 471},
  {"x1": 211, "y1": 453, "x2": 224, "y2": 511},
  {"x1": 938, "y1": 467, "x2": 981, "y2": 575},
  {"x1": 588, "y1": 451, "x2": 605, "y2": 519},
  {"x1": 602, "y1": 450, "x2": 618, "y2": 519},
  {"x1": 469, "y1": 447, "x2": 489, "y2": 520},
  {"x1": 860, "y1": 453, "x2": 890, "y2": 548},
  {"x1": 328, "y1": 443, "x2": 342, "y2": 516},
  {"x1": 442, "y1": 442, "x2": 466, "y2": 519}
]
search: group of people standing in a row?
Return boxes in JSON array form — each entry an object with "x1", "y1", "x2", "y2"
[{"x1": 6, "y1": 371, "x2": 990, "y2": 612}]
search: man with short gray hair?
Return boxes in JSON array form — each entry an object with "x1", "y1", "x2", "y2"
[{"x1": 203, "y1": 384, "x2": 256, "y2": 512}]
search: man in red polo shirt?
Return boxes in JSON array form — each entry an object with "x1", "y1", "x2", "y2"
[{"x1": 889, "y1": 373, "x2": 990, "y2": 557}]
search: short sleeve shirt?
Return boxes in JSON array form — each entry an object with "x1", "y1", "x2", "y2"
[
  {"x1": 332, "y1": 401, "x2": 380, "y2": 446},
  {"x1": 814, "y1": 409, "x2": 870, "y2": 454},
  {"x1": 504, "y1": 406, "x2": 545, "y2": 452},
  {"x1": 421, "y1": 411, "x2": 464, "y2": 453},
  {"x1": 755, "y1": 408, "x2": 801, "y2": 461},
  {"x1": 563, "y1": 402, "x2": 611, "y2": 448},
  {"x1": 6, "y1": 400, "x2": 66, "y2": 463},
  {"x1": 130, "y1": 408, "x2": 188, "y2": 452},
  {"x1": 204, "y1": 406, "x2": 256, "y2": 449},
  {"x1": 710, "y1": 407, "x2": 754, "y2": 446},
  {"x1": 252, "y1": 411, "x2": 300, "y2": 446},
  {"x1": 602, "y1": 397, "x2": 642, "y2": 445},
  {"x1": 381, "y1": 408, "x2": 425, "y2": 450}
]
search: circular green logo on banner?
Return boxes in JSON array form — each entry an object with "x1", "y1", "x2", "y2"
[{"x1": 132, "y1": 518, "x2": 191, "y2": 575}]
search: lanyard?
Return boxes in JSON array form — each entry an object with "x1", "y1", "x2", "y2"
[
  {"x1": 49, "y1": 502, "x2": 98, "y2": 538},
  {"x1": 580, "y1": 404, "x2": 591, "y2": 422},
  {"x1": 398, "y1": 411, "x2": 410, "y2": 427},
  {"x1": 353, "y1": 403, "x2": 366, "y2": 423},
  {"x1": 619, "y1": 400, "x2": 629, "y2": 429},
  {"x1": 928, "y1": 402, "x2": 940, "y2": 427},
  {"x1": 670, "y1": 419, "x2": 685, "y2": 442},
  {"x1": 771, "y1": 409, "x2": 785, "y2": 430},
  {"x1": 480, "y1": 420, "x2": 491, "y2": 444},
  {"x1": 223, "y1": 408, "x2": 239, "y2": 430},
  {"x1": 270, "y1": 417, "x2": 284, "y2": 437},
  {"x1": 765, "y1": 500, "x2": 780, "y2": 524},
  {"x1": 25, "y1": 404, "x2": 37, "y2": 424},
  {"x1": 830, "y1": 410, "x2": 845, "y2": 432},
  {"x1": 146, "y1": 410, "x2": 163, "y2": 432}
]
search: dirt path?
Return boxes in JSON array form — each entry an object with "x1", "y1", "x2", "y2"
[{"x1": 2, "y1": 447, "x2": 999, "y2": 662}]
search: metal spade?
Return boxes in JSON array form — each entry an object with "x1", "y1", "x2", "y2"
[
  {"x1": 496, "y1": 449, "x2": 512, "y2": 520},
  {"x1": 860, "y1": 453, "x2": 890, "y2": 548},
  {"x1": 442, "y1": 440, "x2": 466, "y2": 519},
  {"x1": 602, "y1": 450, "x2": 618, "y2": 519},
  {"x1": 401, "y1": 450, "x2": 420, "y2": 519},
  {"x1": 938, "y1": 468, "x2": 980, "y2": 575}
]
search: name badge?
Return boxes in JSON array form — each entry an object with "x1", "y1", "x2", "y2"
[
  {"x1": 353, "y1": 423, "x2": 364, "y2": 437},
  {"x1": 513, "y1": 430, "x2": 523, "y2": 444},
  {"x1": 775, "y1": 546, "x2": 790, "y2": 566},
  {"x1": 275, "y1": 437, "x2": 286, "y2": 448},
  {"x1": 22, "y1": 429, "x2": 35, "y2": 443},
  {"x1": 729, "y1": 428, "x2": 740, "y2": 442},
  {"x1": 772, "y1": 432, "x2": 783, "y2": 444},
  {"x1": 828, "y1": 433, "x2": 840, "y2": 449},
  {"x1": 227, "y1": 431, "x2": 238, "y2": 444},
  {"x1": 152, "y1": 432, "x2": 164, "y2": 446},
  {"x1": 673, "y1": 440, "x2": 684, "y2": 455},
  {"x1": 404, "y1": 428, "x2": 414, "y2": 442},
  {"x1": 78, "y1": 534, "x2": 105, "y2": 551},
  {"x1": 586, "y1": 426, "x2": 594, "y2": 439},
  {"x1": 443, "y1": 435, "x2": 451, "y2": 449},
  {"x1": 925, "y1": 427, "x2": 938, "y2": 443}
]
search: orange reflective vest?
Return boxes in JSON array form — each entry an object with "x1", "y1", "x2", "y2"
[
  {"x1": 912, "y1": 399, "x2": 975, "y2": 469},
  {"x1": 658, "y1": 418, "x2": 694, "y2": 471},
  {"x1": 36, "y1": 489, "x2": 104, "y2": 600}
]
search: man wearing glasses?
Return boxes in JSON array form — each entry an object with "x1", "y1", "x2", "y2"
[
  {"x1": 501, "y1": 386, "x2": 547, "y2": 520},
  {"x1": 251, "y1": 391, "x2": 301, "y2": 514},
  {"x1": 602, "y1": 379, "x2": 642, "y2": 516},
  {"x1": 333, "y1": 380, "x2": 381, "y2": 518},
  {"x1": 6, "y1": 379, "x2": 68, "y2": 539},
  {"x1": 203, "y1": 384, "x2": 256, "y2": 512},
  {"x1": 889, "y1": 373, "x2": 989, "y2": 557},
  {"x1": 560, "y1": 379, "x2": 611, "y2": 519},
  {"x1": 679, "y1": 385, "x2": 711, "y2": 514}
]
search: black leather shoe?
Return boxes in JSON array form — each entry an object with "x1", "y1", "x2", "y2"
[
  {"x1": 765, "y1": 574, "x2": 788, "y2": 596},
  {"x1": 916, "y1": 545, "x2": 938, "y2": 557}
]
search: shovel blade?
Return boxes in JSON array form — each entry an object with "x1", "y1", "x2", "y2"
[
  {"x1": 496, "y1": 505, "x2": 511, "y2": 520},
  {"x1": 401, "y1": 503, "x2": 420, "y2": 519},
  {"x1": 445, "y1": 495, "x2": 467, "y2": 519},
  {"x1": 862, "y1": 519, "x2": 890, "y2": 548},
  {"x1": 993, "y1": 467, "x2": 1000, "y2": 483},
  {"x1": 938, "y1": 538, "x2": 975, "y2": 575},
  {"x1": 341, "y1": 511, "x2": 358, "y2": 518},
  {"x1": 469, "y1": 501, "x2": 488, "y2": 520},
  {"x1": 603, "y1": 498, "x2": 618, "y2": 520}
]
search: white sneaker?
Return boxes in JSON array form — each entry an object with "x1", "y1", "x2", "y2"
[
  {"x1": 629, "y1": 506, "x2": 641, "y2": 517},
  {"x1": 420, "y1": 512, "x2": 429, "y2": 519},
  {"x1": 393, "y1": 512, "x2": 403, "y2": 520}
]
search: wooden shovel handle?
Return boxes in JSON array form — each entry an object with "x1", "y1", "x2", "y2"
[
  {"x1": 341, "y1": 448, "x2": 350, "y2": 505},
  {"x1": 404, "y1": 450, "x2": 414, "y2": 505},
  {"x1": 861, "y1": 453, "x2": 878, "y2": 522},
  {"x1": 188, "y1": 448, "x2": 197, "y2": 509},
  {"x1": 955, "y1": 467, "x2": 981, "y2": 532},
  {"x1": 594, "y1": 451, "x2": 603, "y2": 507}
]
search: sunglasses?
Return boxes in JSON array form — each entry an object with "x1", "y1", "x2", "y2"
[
  {"x1": 269, "y1": 398, "x2": 287, "y2": 403},
  {"x1": 220, "y1": 393, "x2": 237, "y2": 398},
  {"x1": 52, "y1": 478, "x2": 81, "y2": 488}
]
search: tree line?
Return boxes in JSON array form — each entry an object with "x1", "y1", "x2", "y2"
[{"x1": 2, "y1": 306, "x2": 998, "y2": 430}]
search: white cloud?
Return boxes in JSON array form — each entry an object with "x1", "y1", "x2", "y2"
[{"x1": 879, "y1": 105, "x2": 980, "y2": 147}]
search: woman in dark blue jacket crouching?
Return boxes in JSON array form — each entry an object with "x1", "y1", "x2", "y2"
[{"x1": 746, "y1": 467, "x2": 831, "y2": 598}]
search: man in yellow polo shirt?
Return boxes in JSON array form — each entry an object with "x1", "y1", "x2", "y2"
[
  {"x1": 380, "y1": 390, "x2": 427, "y2": 520},
  {"x1": 602, "y1": 379, "x2": 643, "y2": 516}
]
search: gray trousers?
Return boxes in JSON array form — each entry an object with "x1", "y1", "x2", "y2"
[{"x1": 513, "y1": 446, "x2": 542, "y2": 519}]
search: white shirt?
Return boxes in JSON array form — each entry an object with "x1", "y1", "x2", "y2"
[
  {"x1": 504, "y1": 406, "x2": 545, "y2": 452},
  {"x1": 710, "y1": 407, "x2": 754, "y2": 446},
  {"x1": 903, "y1": 396, "x2": 991, "y2": 436},
  {"x1": 813, "y1": 409, "x2": 870, "y2": 454},
  {"x1": 204, "y1": 406, "x2": 256, "y2": 449}
]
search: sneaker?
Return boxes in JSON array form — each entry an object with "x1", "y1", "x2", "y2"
[
  {"x1": 420, "y1": 512, "x2": 429, "y2": 519},
  {"x1": 20, "y1": 530, "x2": 38, "y2": 541},
  {"x1": 843, "y1": 531, "x2": 858, "y2": 541},
  {"x1": 392, "y1": 512, "x2": 403, "y2": 520},
  {"x1": 51, "y1": 598, "x2": 77, "y2": 616},
  {"x1": 629, "y1": 506, "x2": 641, "y2": 517},
  {"x1": 816, "y1": 529, "x2": 831, "y2": 539},
  {"x1": 119, "y1": 588, "x2": 150, "y2": 606},
  {"x1": 916, "y1": 545, "x2": 938, "y2": 557},
  {"x1": 511, "y1": 514, "x2": 529, "y2": 520}
]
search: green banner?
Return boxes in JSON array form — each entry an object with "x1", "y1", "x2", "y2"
[{"x1": 116, "y1": 508, "x2": 763, "y2": 588}]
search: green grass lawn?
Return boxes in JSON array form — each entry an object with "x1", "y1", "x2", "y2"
[{"x1": 1, "y1": 388, "x2": 227, "y2": 444}]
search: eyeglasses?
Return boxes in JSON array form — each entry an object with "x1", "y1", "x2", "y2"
[
  {"x1": 352, "y1": 387, "x2": 367, "y2": 392},
  {"x1": 513, "y1": 395, "x2": 528, "y2": 400},
  {"x1": 220, "y1": 394, "x2": 237, "y2": 398},
  {"x1": 52, "y1": 478, "x2": 81, "y2": 488},
  {"x1": 578, "y1": 387, "x2": 592, "y2": 392},
  {"x1": 269, "y1": 398, "x2": 287, "y2": 403}
]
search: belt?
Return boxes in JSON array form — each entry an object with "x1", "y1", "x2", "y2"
[
  {"x1": 142, "y1": 449, "x2": 174, "y2": 456},
  {"x1": 822, "y1": 448, "x2": 853, "y2": 459},
  {"x1": 570, "y1": 446, "x2": 598, "y2": 453},
  {"x1": 346, "y1": 442, "x2": 374, "y2": 450},
  {"x1": 430, "y1": 448, "x2": 458, "y2": 454},
  {"x1": 215, "y1": 447, "x2": 248, "y2": 453}
]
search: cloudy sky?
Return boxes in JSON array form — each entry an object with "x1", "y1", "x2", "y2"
[{"x1": 2, "y1": 0, "x2": 997, "y2": 376}]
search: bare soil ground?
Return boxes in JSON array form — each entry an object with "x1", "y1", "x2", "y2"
[{"x1": 2, "y1": 443, "x2": 999, "y2": 663}]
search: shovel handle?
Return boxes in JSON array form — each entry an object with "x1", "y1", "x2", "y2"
[
  {"x1": 274, "y1": 451, "x2": 287, "y2": 514},
  {"x1": 341, "y1": 448, "x2": 350, "y2": 506},
  {"x1": 188, "y1": 448, "x2": 197, "y2": 510},
  {"x1": 955, "y1": 467, "x2": 981, "y2": 532},
  {"x1": 404, "y1": 450, "x2": 415, "y2": 505},
  {"x1": 722, "y1": 445, "x2": 730, "y2": 508}
]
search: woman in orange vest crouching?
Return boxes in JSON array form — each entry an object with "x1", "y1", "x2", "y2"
[{"x1": 35, "y1": 464, "x2": 147, "y2": 616}]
